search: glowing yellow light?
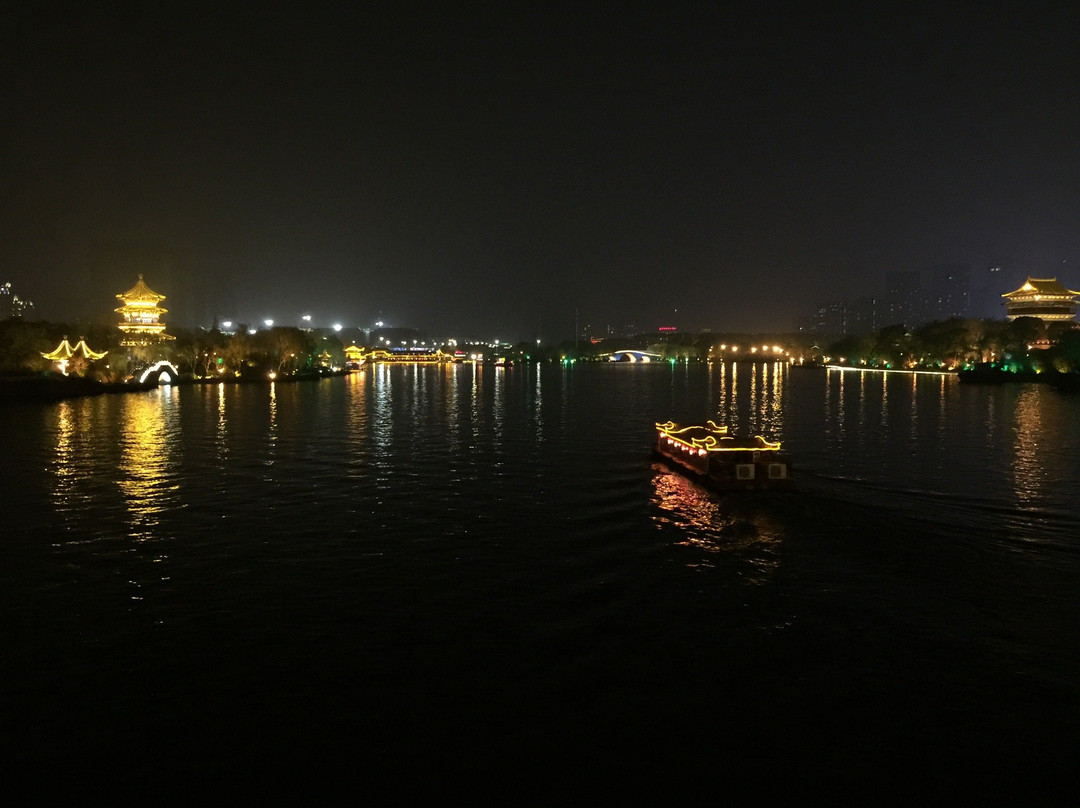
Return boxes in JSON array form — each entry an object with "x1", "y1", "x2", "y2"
[
  {"x1": 655, "y1": 420, "x2": 782, "y2": 454},
  {"x1": 42, "y1": 337, "x2": 108, "y2": 366},
  {"x1": 115, "y1": 275, "x2": 174, "y2": 346}
]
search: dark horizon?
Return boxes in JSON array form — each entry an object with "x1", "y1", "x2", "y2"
[{"x1": 3, "y1": 4, "x2": 1077, "y2": 340}]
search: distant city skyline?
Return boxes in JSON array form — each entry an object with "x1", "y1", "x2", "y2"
[
  {"x1": 6, "y1": 256, "x2": 1080, "y2": 346},
  {"x1": 798, "y1": 262, "x2": 1079, "y2": 338}
]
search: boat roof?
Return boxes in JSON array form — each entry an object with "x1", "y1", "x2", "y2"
[{"x1": 656, "y1": 420, "x2": 781, "y2": 451}]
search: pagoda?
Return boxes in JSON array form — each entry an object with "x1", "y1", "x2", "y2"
[
  {"x1": 1002, "y1": 277, "x2": 1079, "y2": 323},
  {"x1": 116, "y1": 275, "x2": 175, "y2": 346},
  {"x1": 42, "y1": 337, "x2": 108, "y2": 376}
]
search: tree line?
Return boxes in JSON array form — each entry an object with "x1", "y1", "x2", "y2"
[
  {"x1": 823, "y1": 316, "x2": 1080, "y2": 373},
  {"x1": 0, "y1": 320, "x2": 340, "y2": 381}
]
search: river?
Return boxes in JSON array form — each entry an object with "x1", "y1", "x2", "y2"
[{"x1": 3, "y1": 362, "x2": 1078, "y2": 798}]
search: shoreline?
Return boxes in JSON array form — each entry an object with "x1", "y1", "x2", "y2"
[
  {"x1": 958, "y1": 366, "x2": 1080, "y2": 390},
  {"x1": 0, "y1": 375, "x2": 158, "y2": 404},
  {"x1": 0, "y1": 369, "x2": 352, "y2": 404}
]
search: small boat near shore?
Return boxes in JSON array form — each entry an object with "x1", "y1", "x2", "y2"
[{"x1": 654, "y1": 420, "x2": 792, "y2": 490}]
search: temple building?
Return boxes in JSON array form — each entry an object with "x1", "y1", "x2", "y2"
[
  {"x1": 344, "y1": 344, "x2": 366, "y2": 369},
  {"x1": 116, "y1": 275, "x2": 175, "y2": 346},
  {"x1": 1002, "y1": 277, "x2": 1079, "y2": 323},
  {"x1": 42, "y1": 337, "x2": 108, "y2": 376}
]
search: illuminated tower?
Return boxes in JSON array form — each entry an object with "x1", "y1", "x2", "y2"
[
  {"x1": 116, "y1": 275, "x2": 175, "y2": 346},
  {"x1": 1001, "y1": 277, "x2": 1079, "y2": 323}
]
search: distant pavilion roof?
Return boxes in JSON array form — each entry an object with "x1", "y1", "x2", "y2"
[
  {"x1": 1001, "y1": 277, "x2": 1079, "y2": 322},
  {"x1": 117, "y1": 274, "x2": 167, "y2": 305},
  {"x1": 1002, "y1": 277, "x2": 1080, "y2": 299}
]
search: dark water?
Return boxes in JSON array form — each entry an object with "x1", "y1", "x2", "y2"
[{"x1": 3, "y1": 363, "x2": 1079, "y2": 797}]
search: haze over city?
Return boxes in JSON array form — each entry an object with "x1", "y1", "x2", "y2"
[{"x1": 3, "y1": 3, "x2": 1077, "y2": 339}]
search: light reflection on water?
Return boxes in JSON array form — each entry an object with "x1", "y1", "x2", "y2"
[
  {"x1": 649, "y1": 465, "x2": 783, "y2": 584},
  {"x1": 493, "y1": 363, "x2": 505, "y2": 455},
  {"x1": 1012, "y1": 385, "x2": 1045, "y2": 506},
  {"x1": 770, "y1": 362, "x2": 783, "y2": 433},
  {"x1": 215, "y1": 382, "x2": 228, "y2": 466},
  {"x1": 265, "y1": 382, "x2": 277, "y2": 474},
  {"x1": 372, "y1": 363, "x2": 394, "y2": 467},
  {"x1": 345, "y1": 368, "x2": 368, "y2": 481},
  {"x1": 532, "y1": 363, "x2": 543, "y2": 444},
  {"x1": 117, "y1": 386, "x2": 182, "y2": 541},
  {"x1": 25, "y1": 362, "x2": 1080, "y2": 567},
  {"x1": 50, "y1": 399, "x2": 79, "y2": 523},
  {"x1": 880, "y1": 371, "x2": 888, "y2": 429}
]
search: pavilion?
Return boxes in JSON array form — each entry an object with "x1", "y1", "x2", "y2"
[
  {"x1": 1002, "y1": 277, "x2": 1079, "y2": 323},
  {"x1": 41, "y1": 337, "x2": 108, "y2": 376}
]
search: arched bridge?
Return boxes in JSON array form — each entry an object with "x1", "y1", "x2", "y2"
[
  {"x1": 139, "y1": 361, "x2": 181, "y2": 384},
  {"x1": 602, "y1": 349, "x2": 663, "y2": 363}
]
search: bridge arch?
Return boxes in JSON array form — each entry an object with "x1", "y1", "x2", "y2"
[
  {"x1": 139, "y1": 361, "x2": 181, "y2": 384},
  {"x1": 603, "y1": 349, "x2": 663, "y2": 363}
]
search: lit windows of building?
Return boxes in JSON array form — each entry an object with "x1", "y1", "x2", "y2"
[{"x1": 1, "y1": 281, "x2": 34, "y2": 320}]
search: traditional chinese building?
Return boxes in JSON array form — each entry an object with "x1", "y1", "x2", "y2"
[
  {"x1": 116, "y1": 275, "x2": 175, "y2": 346},
  {"x1": 42, "y1": 337, "x2": 108, "y2": 376},
  {"x1": 1002, "y1": 277, "x2": 1079, "y2": 322},
  {"x1": 344, "y1": 344, "x2": 365, "y2": 369}
]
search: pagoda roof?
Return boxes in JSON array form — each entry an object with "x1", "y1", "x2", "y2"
[
  {"x1": 117, "y1": 274, "x2": 166, "y2": 303},
  {"x1": 42, "y1": 337, "x2": 108, "y2": 361},
  {"x1": 115, "y1": 303, "x2": 167, "y2": 315},
  {"x1": 1003, "y1": 277, "x2": 1080, "y2": 298}
]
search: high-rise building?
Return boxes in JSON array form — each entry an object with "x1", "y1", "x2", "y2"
[
  {"x1": 814, "y1": 300, "x2": 851, "y2": 336},
  {"x1": 848, "y1": 296, "x2": 879, "y2": 335},
  {"x1": 975, "y1": 264, "x2": 1005, "y2": 318},
  {"x1": 884, "y1": 270, "x2": 922, "y2": 328},
  {"x1": 1, "y1": 282, "x2": 34, "y2": 320},
  {"x1": 928, "y1": 264, "x2": 971, "y2": 320}
]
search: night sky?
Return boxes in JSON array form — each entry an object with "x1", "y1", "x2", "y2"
[{"x1": 3, "y1": 4, "x2": 1077, "y2": 339}]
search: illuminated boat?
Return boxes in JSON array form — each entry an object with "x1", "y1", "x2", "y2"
[{"x1": 654, "y1": 420, "x2": 792, "y2": 490}]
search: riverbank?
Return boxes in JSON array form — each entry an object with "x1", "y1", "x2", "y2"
[
  {"x1": 0, "y1": 374, "x2": 159, "y2": 404},
  {"x1": 823, "y1": 364, "x2": 956, "y2": 375},
  {"x1": 958, "y1": 364, "x2": 1080, "y2": 391},
  {"x1": 0, "y1": 367, "x2": 355, "y2": 403}
]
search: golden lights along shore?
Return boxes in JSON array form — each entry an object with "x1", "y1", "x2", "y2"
[{"x1": 23, "y1": 271, "x2": 1080, "y2": 388}]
